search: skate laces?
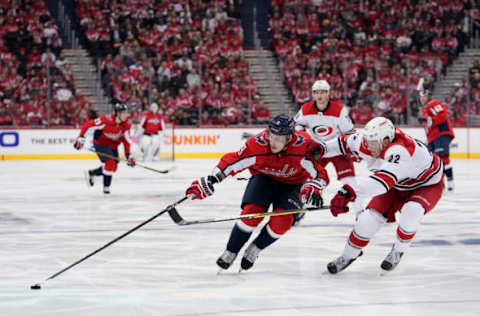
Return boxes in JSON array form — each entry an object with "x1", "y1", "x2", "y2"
[
  {"x1": 243, "y1": 244, "x2": 261, "y2": 263},
  {"x1": 220, "y1": 250, "x2": 237, "y2": 264},
  {"x1": 334, "y1": 256, "x2": 348, "y2": 267},
  {"x1": 385, "y1": 248, "x2": 402, "y2": 264}
]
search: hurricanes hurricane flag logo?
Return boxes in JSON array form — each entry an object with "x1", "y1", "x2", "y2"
[{"x1": 312, "y1": 125, "x2": 334, "y2": 137}]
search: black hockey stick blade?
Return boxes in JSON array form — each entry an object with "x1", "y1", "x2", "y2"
[{"x1": 168, "y1": 207, "x2": 187, "y2": 225}]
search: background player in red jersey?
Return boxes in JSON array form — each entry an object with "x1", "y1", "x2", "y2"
[
  {"x1": 73, "y1": 103, "x2": 136, "y2": 194},
  {"x1": 418, "y1": 83, "x2": 455, "y2": 191},
  {"x1": 185, "y1": 114, "x2": 329, "y2": 272},
  {"x1": 139, "y1": 102, "x2": 165, "y2": 161}
]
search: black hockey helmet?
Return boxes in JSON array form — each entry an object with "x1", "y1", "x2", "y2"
[
  {"x1": 113, "y1": 103, "x2": 128, "y2": 114},
  {"x1": 268, "y1": 114, "x2": 295, "y2": 136}
]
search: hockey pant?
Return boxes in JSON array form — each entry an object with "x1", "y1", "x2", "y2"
[
  {"x1": 341, "y1": 202, "x2": 425, "y2": 260},
  {"x1": 226, "y1": 203, "x2": 294, "y2": 253},
  {"x1": 141, "y1": 134, "x2": 161, "y2": 161}
]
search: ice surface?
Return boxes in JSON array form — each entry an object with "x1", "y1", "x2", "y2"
[{"x1": 0, "y1": 159, "x2": 479, "y2": 315}]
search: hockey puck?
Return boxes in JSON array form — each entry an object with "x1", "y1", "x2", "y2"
[{"x1": 30, "y1": 283, "x2": 41, "y2": 290}]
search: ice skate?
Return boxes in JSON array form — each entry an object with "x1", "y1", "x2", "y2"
[
  {"x1": 240, "y1": 243, "x2": 261, "y2": 271},
  {"x1": 327, "y1": 251, "x2": 362, "y2": 274},
  {"x1": 446, "y1": 180, "x2": 454, "y2": 192},
  {"x1": 103, "y1": 186, "x2": 111, "y2": 194},
  {"x1": 84, "y1": 170, "x2": 94, "y2": 187},
  {"x1": 380, "y1": 247, "x2": 404, "y2": 271},
  {"x1": 216, "y1": 249, "x2": 237, "y2": 272}
]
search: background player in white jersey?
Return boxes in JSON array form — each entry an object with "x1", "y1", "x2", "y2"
[
  {"x1": 138, "y1": 103, "x2": 165, "y2": 162},
  {"x1": 294, "y1": 80, "x2": 358, "y2": 220},
  {"x1": 324, "y1": 117, "x2": 444, "y2": 273}
]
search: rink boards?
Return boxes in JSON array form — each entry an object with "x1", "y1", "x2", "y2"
[{"x1": 0, "y1": 127, "x2": 479, "y2": 160}]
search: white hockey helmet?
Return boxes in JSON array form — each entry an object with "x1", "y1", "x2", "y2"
[
  {"x1": 150, "y1": 102, "x2": 159, "y2": 113},
  {"x1": 312, "y1": 80, "x2": 330, "y2": 92},
  {"x1": 363, "y1": 117, "x2": 395, "y2": 144}
]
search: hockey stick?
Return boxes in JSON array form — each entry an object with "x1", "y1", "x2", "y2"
[
  {"x1": 30, "y1": 196, "x2": 188, "y2": 290},
  {"x1": 168, "y1": 204, "x2": 330, "y2": 226},
  {"x1": 88, "y1": 148, "x2": 175, "y2": 174}
]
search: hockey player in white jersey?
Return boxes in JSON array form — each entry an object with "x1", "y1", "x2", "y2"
[
  {"x1": 325, "y1": 117, "x2": 444, "y2": 273},
  {"x1": 294, "y1": 80, "x2": 357, "y2": 220}
]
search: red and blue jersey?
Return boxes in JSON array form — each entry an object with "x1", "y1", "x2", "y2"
[
  {"x1": 420, "y1": 100, "x2": 455, "y2": 143},
  {"x1": 214, "y1": 130, "x2": 329, "y2": 186},
  {"x1": 79, "y1": 114, "x2": 132, "y2": 155}
]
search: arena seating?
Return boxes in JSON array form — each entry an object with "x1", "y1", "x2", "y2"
[
  {"x1": 0, "y1": 0, "x2": 93, "y2": 127},
  {"x1": 76, "y1": 0, "x2": 268, "y2": 125},
  {"x1": 269, "y1": 0, "x2": 470, "y2": 125}
]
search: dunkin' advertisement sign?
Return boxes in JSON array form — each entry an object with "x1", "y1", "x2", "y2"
[{"x1": 0, "y1": 127, "x2": 478, "y2": 160}]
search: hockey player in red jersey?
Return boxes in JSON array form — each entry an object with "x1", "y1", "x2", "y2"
[
  {"x1": 418, "y1": 87, "x2": 455, "y2": 191},
  {"x1": 325, "y1": 117, "x2": 444, "y2": 273},
  {"x1": 139, "y1": 102, "x2": 165, "y2": 161},
  {"x1": 185, "y1": 114, "x2": 329, "y2": 271},
  {"x1": 73, "y1": 104, "x2": 136, "y2": 194},
  {"x1": 294, "y1": 80, "x2": 357, "y2": 221}
]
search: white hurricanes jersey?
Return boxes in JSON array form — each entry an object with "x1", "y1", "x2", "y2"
[
  {"x1": 294, "y1": 99, "x2": 354, "y2": 143},
  {"x1": 324, "y1": 128, "x2": 444, "y2": 200}
]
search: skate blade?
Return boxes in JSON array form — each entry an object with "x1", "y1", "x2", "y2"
[{"x1": 83, "y1": 171, "x2": 93, "y2": 188}]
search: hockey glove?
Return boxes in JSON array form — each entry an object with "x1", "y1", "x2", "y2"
[
  {"x1": 306, "y1": 141, "x2": 326, "y2": 161},
  {"x1": 73, "y1": 137, "x2": 85, "y2": 150},
  {"x1": 330, "y1": 184, "x2": 356, "y2": 217},
  {"x1": 418, "y1": 116, "x2": 432, "y2": 127},
  {"x1": 126, "y1": 156, "x2": 136, "y2": 167},
  {"x1": 300, "y1": 179, "x2": 326, "y2": 209},
  {"x1": 186, "y1": 176, "x2": 218, "y2": 200}
]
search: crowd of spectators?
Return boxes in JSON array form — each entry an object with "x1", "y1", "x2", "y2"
[
  {"x1": 434, "y1": 59, "x2": 480, "y2": 126},
  {"x1": 269, "y1": 0, "x2": 473, "y2": 125},
  {"x1": 0, "y1": 0, "x2": 94, "y2": 127},
  {"x1": 76, "y1": 0, "x2": 270, "y2": 126}
]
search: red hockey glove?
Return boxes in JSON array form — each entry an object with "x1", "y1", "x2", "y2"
[
  {"x1": 73, "y1": 137, "x2": 85, "y2": 150},
  {"x1": 300, "y1": 179, "x2": 326, "y2": 209},
  {"x1": 306, "y1": 141, "x2": 325, "y2": 161},
  {"x1": 186, "y1": 176, "x2": 216, "y2": 200},
  {"x1": 126, "y1": 156, "x2": 136, "y2": 167},
  {"x1": 330, "y1": 184, "x2": 356, "y2": 217}
]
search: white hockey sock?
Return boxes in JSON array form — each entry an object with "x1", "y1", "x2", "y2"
[
  {"x1": 343, "y1": 209, "x2": 386, "y2": 259},
  {"x1": 394, "y1": 202, "x2": 425, "y2": 253}
]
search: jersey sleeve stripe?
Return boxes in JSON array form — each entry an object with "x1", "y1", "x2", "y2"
[
  {"x1": 82, "y1": 124, "x2": 105, "y2": 137},
  {"x1": 395, "y1": 156, "x2": 443, "y2": 190},
  {"x1": 223, "y1": 156, "x2": 256, "y2": 176},
  {"x1": 371, "y1": 171, "x2": 396, "y2": 189},
  {"x1": 337, "y1": 137, "x2": 346, "y2": 155},
  {"x1": 300, "y1": 158, "x2": 318, "y2": 179},
  {"x1": 375, "y1": 169, "x2": 398, "y2": 182},
  {"x1": 369, "y1": 175, "x2": 390, "y2": 192}
]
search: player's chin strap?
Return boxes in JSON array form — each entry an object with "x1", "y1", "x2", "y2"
[
  {"x1": 168, "y1": 203, "x2": 329, "y2": 226},
  {"x1": 88, "y1": 148, "x2": 175, "y2": 174}
]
